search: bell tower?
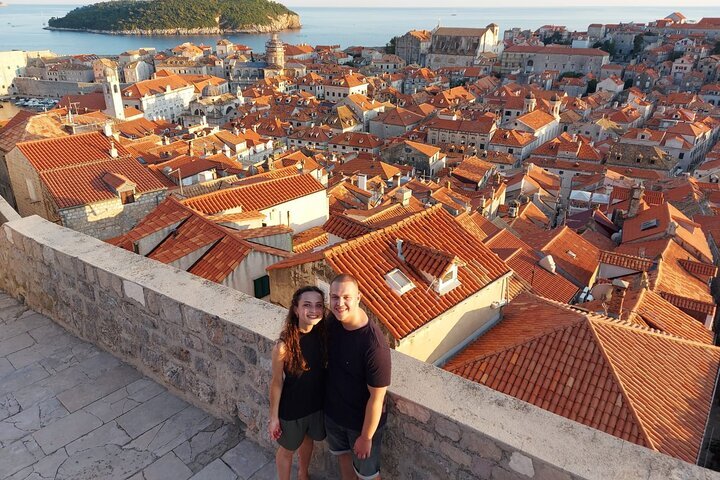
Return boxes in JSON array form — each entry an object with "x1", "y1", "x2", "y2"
[
  {"x1": 265, "y1": 33, "x2": 285, "y2": 70},
  {"x1": 102, "y1": 67, "x2": 125, "y2": 120}
]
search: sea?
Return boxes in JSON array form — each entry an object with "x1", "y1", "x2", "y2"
[{"x1": 0, "y1": 4, "x2": 718, "y2": 56}]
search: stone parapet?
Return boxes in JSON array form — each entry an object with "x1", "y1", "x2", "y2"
[
  {"x1": 0, "y1": 214, "x2": 718, "y2": 480},
  {"x1": 0, "y1": 194, "x2": 20, "y2": 224}
]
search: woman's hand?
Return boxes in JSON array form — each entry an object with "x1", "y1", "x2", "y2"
[{"x1": 268, "y1": 416, "x2": 282, "y2": 441}]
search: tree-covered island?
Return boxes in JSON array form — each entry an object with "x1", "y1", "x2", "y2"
[{"x1": 46, "y1": 0, "x2": 301, "y2": 34}]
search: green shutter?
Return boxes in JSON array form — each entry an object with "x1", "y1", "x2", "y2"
[{"x1": 253, "y1": 275, "x2": 270, "y2": 298}]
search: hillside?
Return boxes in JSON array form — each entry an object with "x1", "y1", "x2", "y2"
[{"x1": 46, "y1": 0, "x2": 301, "y2": 34}]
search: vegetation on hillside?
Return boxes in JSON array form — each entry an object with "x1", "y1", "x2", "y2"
[{"x1": 48, "y1": 0, "x2": 297, "y2": 32}]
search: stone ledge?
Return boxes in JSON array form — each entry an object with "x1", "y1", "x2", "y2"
[
  {"x1": 1, "y1": 214, "x2": 718, "y2": 480},
  {"x1": 0, "y1": 195, "x2": 20, "y2": 224}
]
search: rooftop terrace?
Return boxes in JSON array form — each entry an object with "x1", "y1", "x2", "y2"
[{"x1": 1, "y1": 195, "x2": 719, "y2": 479}]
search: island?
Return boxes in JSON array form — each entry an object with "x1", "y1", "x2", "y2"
[{"x1": 46, "y1": 0, "x2": 300, "y2": 35}]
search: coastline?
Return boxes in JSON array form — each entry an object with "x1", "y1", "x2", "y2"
[{"x1": 43, "y1": 25, "x2": 303, "y2": 35}]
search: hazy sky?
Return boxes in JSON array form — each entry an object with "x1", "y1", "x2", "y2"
[{"x1": 6, "y1": 0, "x2": 720, "y2": 5}]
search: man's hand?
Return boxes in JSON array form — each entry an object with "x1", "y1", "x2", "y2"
[
  {"x1": 353, "y1": 435, "x2": 372, "y2": 459},
  {"x1": 268, "y1": 416, "x2": 282, "y2": 441}
]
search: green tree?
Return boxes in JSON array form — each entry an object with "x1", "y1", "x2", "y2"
[{"x1": 385, "y1": 37, "x2": 397, "y2": 55}]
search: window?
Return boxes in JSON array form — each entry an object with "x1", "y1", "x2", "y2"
[
  {"x1": 253, "y1": 275, "x2": 271, "y2": 298},
  {"x1": 385, "y1": 268, "x2": 415, "y2": 295},
  {"x1": 120, "y1": 191, "x2": 135, "y2": 205},
  {"x1": 639, "y1": 219, "x2": 659, "y2": 231},
  {"x1": 26, "y1": 179, "x2": 38, "y2": 202}
]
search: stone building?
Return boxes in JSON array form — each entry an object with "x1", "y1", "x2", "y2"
[
  {"x1": 395, "y1": 29, "x2": 432, "y2": 66},
  {"x1": 426, "y1": 25, "x2": 501, "y2": 70},
  {"x1": 500, "y1": 45, "x2": 610, "y2": 76},
  {"x1": 5, "y1": 130, "x2": 167, "y2": 239}
]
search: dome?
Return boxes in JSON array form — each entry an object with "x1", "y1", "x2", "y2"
[{"x1": 103, "y1": 67, "x2": 115, "y2": 78}]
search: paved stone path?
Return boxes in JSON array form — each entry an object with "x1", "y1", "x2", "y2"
[{"x1": 0, "y1": 291, "x2": 280, "y2": 480}]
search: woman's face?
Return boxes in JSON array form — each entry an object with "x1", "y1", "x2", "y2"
[{"x1": 294, "y1": 291, "x2": 324, "y2": 330}]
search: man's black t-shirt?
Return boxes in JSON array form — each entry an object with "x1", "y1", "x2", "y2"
[{"x1": 325, "y1": 313, "x2": 392, "y2": 432}]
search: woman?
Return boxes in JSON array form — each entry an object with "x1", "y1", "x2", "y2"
[{"x1": 269, "y1": 286, "x2": 327, "y2": 480}]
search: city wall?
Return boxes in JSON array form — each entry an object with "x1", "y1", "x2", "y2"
[
  {"x1": 0, "y1": 198, "x2": 717, "y2": 479},
  {"x1": 12, "y1": 77, "x2": 99, "y2": 98}
]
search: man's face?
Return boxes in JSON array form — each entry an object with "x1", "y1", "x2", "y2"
[{"x1": 330, "y1": 280, "x2": 361, "y2": 323}]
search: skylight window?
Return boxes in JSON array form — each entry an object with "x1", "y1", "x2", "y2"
[
  {"x1": 385, "y1": 268, "x2": 415, "y2": 295},
  {"x1": 566, "y1": 250, "x2": 577, "y2": 259},
  {"x1": 640, "y1": 219, "x2": 659, "y2": 231}
]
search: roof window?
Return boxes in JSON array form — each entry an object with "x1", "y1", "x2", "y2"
[
  {"x1": 385, "y1": 268, "x2": 415, "y2": 295},
  {"x1": 640, "y1": 218, "x2": 659, "y2": 231},
  {"x1": 566, "y1": 250, "x2": 577, "y2": 259}
]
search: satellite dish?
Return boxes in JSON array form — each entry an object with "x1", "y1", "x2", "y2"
[{"x1": 163, "y1": 166, "x2": 172, "y2": 175}]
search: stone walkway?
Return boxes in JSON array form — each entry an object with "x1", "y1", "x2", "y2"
[{"x1": 0, "y1": 291, "x2": 280, "y2": 480}]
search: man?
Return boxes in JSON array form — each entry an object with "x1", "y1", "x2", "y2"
[{"x1": 325, "y1": 273, "x2": 392, "y2": 480}]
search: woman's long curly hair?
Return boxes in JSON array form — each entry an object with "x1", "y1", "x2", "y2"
[{"x1": 280, "y1": 286, "x2": 327, "y2": 377}]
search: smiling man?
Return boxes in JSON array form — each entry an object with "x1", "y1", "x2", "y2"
[{"x1": 325, "y1": 273, "x2": 392, "y2": 480}]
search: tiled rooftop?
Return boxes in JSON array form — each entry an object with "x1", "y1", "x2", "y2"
[
  {"x1": 0, "y1": 291, "x2": 279, "y2": 480},
  {"x1": 445, "y1": 292, "x2": 720, "y2": 464}
]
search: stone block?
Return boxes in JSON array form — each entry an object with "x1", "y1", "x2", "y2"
[
  {"x1": 533, "y1": 461, "x2": 573, "y2": 480},
  {"x1": 125, "y1": 406, "x2": 212, "y2": 458},
  {"x1": 32, "y1": 410, "x2": 103, "y2": 454},
  {"x1": 403, "y1": 422, "x2": 434, "y2": 448},
  {"x1": 123, "y1": 280, "x2": 145, "y2": 307},
  {"x1": 394, "y1": 397, "x2": 431, "y2": 423},
  {"x1": 159, "y1": 295, "x2": 182, "y2": 325},
  {"x1": 460, "y1": 430, "x2": 503, "y2": 462},
  {"x1": 508, "y1": 452, "x2": 534, "y2": 478},
  {"x1": 221, "y1": 439, "x2": 272, "y2": 479},
  {"x1": 0, "y1": 435, "x2": 46, "y2": 478},
  {"x1": 57, "y1": 364, "x2": 142, "y2": 412},
  {"x1": 435, "y1": 416, "x2": 461, "y2": 442},
  {"x1": 143, "y1": 451, "x2": 192, "y2": 480},
  {"x1": 65, "y1": 421, "x2": 132, "y2": 456},
  {"x1": 439, "y1": 441, "x2": 472, "y2": 468},
  {"x1": 0, "y1": 332, "x2": 35, "y2": 357},
  {"x1": 189, "y1": 458, "x2": 238, "y2": 480},
  {"x1": 57, "y1": 443, "x2": 156, "y2": 480},
  {"x1": 115, "y1": 391, "x2": 188, "y2": 439}
]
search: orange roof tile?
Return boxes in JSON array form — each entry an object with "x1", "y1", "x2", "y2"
[
  {"x1": 524, "y1": 226, "x2": 599, "y2": 287},
  {"x1": 445, "y1": 292, "x2": 720, "y2": 464},
  {"x1": 486, "y1": 230, "x2": 579, "y2": 303},
  {"x1": 293, "y1": 226, "x2": 328, "y2": 253},
  {"x1": 183, "y1": 174, "x2": 325, "y2": 215}
]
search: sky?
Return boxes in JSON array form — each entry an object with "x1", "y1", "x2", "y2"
[{"x1": 4, "y1": 0, "x2": 720, "y2": 5}]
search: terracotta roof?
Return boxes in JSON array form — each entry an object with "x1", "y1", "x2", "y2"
[
  {"x1": 524, "y1": 226, "x2": 599, "y2": 287},
  {"x1": 598, "y1": 251, "x2": 655, "y2": 272},
  {"x1": 486, "y1": 230, "x2": 579, "y2": 303},
  {"x1": 505, "y1": 45, "x2": 609, "y2": 57},
  {"x1": 272, "y1": 206, "x2": 511, "y2": 340},
  {"x1": 293, "y1": 226, "x2": 329, "y2": 253},
  {"x1": 322, "y1": 214, "x2": 373, "y2": 240},
  {"x1": 183, "y1": 174, "x2": 325, "y2": 215},
  {"x1": 334, "y1": 155, "x2": 400, "y2": 180},
  {"x1": 445, "y1": 292, "x2": 720, "y2": 464}
]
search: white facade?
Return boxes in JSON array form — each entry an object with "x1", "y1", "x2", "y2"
[
  {"x1": 123, "y1": 85, "x2": 196, "y2": 122},
  {"x1": 259, "y1": 189, "x2": 329, "y2": 233}
]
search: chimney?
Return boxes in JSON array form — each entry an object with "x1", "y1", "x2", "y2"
[
  {"x1": 538, "y1": 254, "x2": 556, "y2": 273},
  {"x1": 606, "y1": 279, "x2": 629, "y2": 319},
  {"x1": 667, "y1": 220, "x2": 678, "y2": 237},
  {"x1": 357, "y1": 173, "x2": 368, "y2": 191},
  {"x1": 103, "y1": 121, "x2": 113, "y2": 137},
  {"x1": 395, "y1": 187, "x2": 411, "y2": 206},
  {"x1": 109, "y1": 140, "x2": 118, "y2": 159},
  {"x1": 188, "y1": 139, "x2": 194, "y2": 156},
  {"x1": 627, "y1": 183, "x2": 644, "y2": 219},
  {"x1": 396, "y1": 238, "x2": 404, "y2": 261}
]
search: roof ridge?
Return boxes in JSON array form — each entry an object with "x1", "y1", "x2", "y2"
[
  {"x1": 324, "y1": 205, "x2": 445, "y2": 259},
  {"x1": 585, "y1": 319, "x2": 656, "y2": 452}
]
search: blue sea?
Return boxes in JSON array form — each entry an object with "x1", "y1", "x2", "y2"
[{"x1": 0, "y1": 4, "x2": 718, "y2": 56}]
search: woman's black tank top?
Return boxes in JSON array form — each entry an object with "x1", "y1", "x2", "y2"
[{"x1": 278, "y1": 326, "x2": 325, "y2": 420}]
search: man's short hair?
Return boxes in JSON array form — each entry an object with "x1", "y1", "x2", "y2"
[{"x1": 330, "y1": 273, "x2": 359, "y2": 288}]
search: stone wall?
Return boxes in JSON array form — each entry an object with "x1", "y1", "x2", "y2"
[
  {"x1": 13, "y1": 77, "x2": 99, "y2": 98},
  {"x1": 1, "y1": 213, "x2": 718, "y2": 480},
  {"x1": 60, "y1": 190, "x2": 168, "y2": 240}
]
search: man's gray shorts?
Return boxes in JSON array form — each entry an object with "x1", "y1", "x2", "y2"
[{"x1": 325, "y1": 414, "x2": 384, "y2": 480}]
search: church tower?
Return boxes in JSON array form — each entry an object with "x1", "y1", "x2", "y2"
[
  {"x1": 102, "y1": 67, "x2": 125, "y2": 120},
  {"x1": 265, "y1": 33, "x2": 285, "y2": 70}
]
